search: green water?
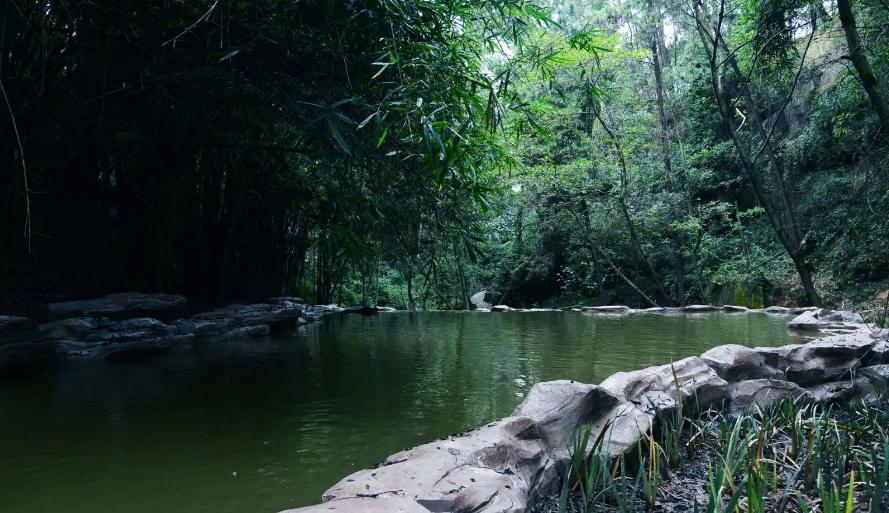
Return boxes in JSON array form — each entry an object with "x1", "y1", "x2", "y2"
[{"x1": 0, "y1": 311, "x2": 809, "y2": 513}]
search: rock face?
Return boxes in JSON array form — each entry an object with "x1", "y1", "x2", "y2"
[
  {"x1": 3, "y1": 294, "x2": 334, "y2": 362},
  {"x1": 286, "y1": 310, "x2": 884, "y2": 513},
  {"x1": 48, "y1": 292, "x2": 187, "y2": 320},
  {"x1": 470, "y1": 290, "x2": 493, "y2": 310}
]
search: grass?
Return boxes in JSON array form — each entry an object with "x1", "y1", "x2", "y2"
[{"x1": 545, "y1": 395, "x2": 889, "y2": 513}]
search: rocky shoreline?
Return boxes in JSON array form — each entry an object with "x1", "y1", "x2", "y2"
[
  {"x1": 284, "y1": 310, "x2": 889, "y2": 513},
  {"x1": 0, "y1": 292, "x2": 347, "y2": 370}
]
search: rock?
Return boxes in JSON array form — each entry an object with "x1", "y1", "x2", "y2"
[
  {"x1": 377, "y1": 306, "x2": 397, "y2": 312},
  {"x1": 821, "y1": 310, "x2": 865, "y2": 324},
  {"x1": 727, "y1": 379, "x2": 813, "y2": 412},
  {"x1": 703, "y1": 332, "x2": 875, "y2": 387},
  {"x1": 763, "y1": 306, "x2": 791, "y2": 315},
  {"x1": 268, "y1": 297, "x2": 305, "y2": 308},
  {"x1": 723, "y1": 305, "x2": 750, "y2": 312},
  {"x1": 470, "y1": 290, "x2": 493, "y2": 311},
  {"x1": 788, "y1": 309, "x2": 863, "y2": 332},
  {"x1": 512, "y1": 381, "x2": 620, "y2": 451},
  {"x1": 791, "y1": 306, "x2": 820, "y2": 315},
  {"x1": 218, "y1": 325, "x2": 270, "y2": 340},
  {"x1": 582, "y1": 305, "x2": 630, "y2": 314},
  {"x1": 192, "y1": 303, "x2": 302, "y2": 333},
  {"x1": 172, "y1": 318, "x2": 227, "y2": 339},
  {"x1": 787, "y1": 310, "x2": 822, "y2": 331},
  {"x1": 48, "y1": 292, "x2": 187, "y2": 320},
  {"x1": 858, "y1": 365, "x2": 889, "y2": 389},
  {"x1": 343, "y1": 305, "x2": 378, "y2": 315},
  {"x1": 637, "y1": 307, "x2": 665, "y2": 313},
  {"x1": 682, "y1": 305, "x2": 721, "y2": 312},
  {"x1": 701, "y1": 344, "x2": 782, "y2": 382},
  {"x1": 770, "y1": 333, "x2": 874, "y2": 386},
  {"x1": 39, "y1": 317, "x2": 102, "y2": 339},
  {"x1": 491, "y1": 305, "x2": 513, "y2": 312},
  {"x1": 600, "y1": 356, "x2": 728, "y2": 414},
  {"x1": 280, "y1": 496, "x2": 430, "y2": 513},
  {"x1": 41, "y1": 317, "x2": 189, "y2": 359},
  {"x1": 806, "y1": 377, "x2": 875, "y2": 404},
  {"x1": 104, "y1": 334, "x2": 192, "y2": 359},
  {"x1": 865, "y1": 340, "x2": 889, "y2": 366},
  {"x1": 322, "y1": 416, "x2": 545, "y2": 513}
]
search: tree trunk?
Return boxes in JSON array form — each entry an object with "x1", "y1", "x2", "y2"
[
  {"x1": 596, "y1": 112, "x2": 670, "y2": 305},
  {"x1": 837, "y1": 0, "x2": 889, "y2": 137},
  {"x1": 693, "y1": 8, "x2": 821, "y2": 305}
]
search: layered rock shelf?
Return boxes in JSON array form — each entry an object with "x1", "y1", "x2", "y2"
[
  {"x1": 284, "y1": 312, "x2": 889, "y2": 513},
  {"x1": 0, "y1": 292, "x2": 344, "y2": 370}
]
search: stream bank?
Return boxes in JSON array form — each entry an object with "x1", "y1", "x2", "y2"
[{"x1": 285, "y1": 310, "x2": 889, "y2": 513}]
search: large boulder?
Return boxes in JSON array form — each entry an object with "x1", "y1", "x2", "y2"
[
  {"x1": 322, "y1": 416, "x2": 545, "y2": 513},
  {"x1": 600, "y1": 356, "x2": 728, "y2": 413},
  {"x1": 191, "y1": 303, "x2": 302, "y2": 334},
  {"x1": 701, "y1": 344, "x2": 784, "y2": 382},
  {"x1": 470, "y1": 290, "x2": 493, "y2": 310},
  {"x1": 727, "y1": 379, "x2": 813, "y2": 413},
  {"x1": 511, "y1": 380, "x2": 620, "y2": 451},
  {"x1": 41, "y1": 317, "x2": 190, "y2": 359},
  {"x1": 48, "y1": 292, "x2": 187, "y2": 320},
  {"x1": 702, "y1": 332, "x2": 874, "y2": 386},
  {"x1": 723, "y1": 305, "x2": 750, "y2": 312},
  {"x1": 788, "y1": 309, "x2": 863, "y2": 332}
]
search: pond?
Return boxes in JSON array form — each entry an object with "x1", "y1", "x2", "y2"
[{"x1": 0, "y1": 311, "x2": 810, "y2": 513}]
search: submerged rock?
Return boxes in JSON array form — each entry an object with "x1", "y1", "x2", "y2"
[{"x1": 48, "y1": 292, "x2": 187, "y2": 320}]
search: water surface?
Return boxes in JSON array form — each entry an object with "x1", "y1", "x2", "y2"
[{"x1": 0, "y1": 311, "x2": 809, "y2": 512}]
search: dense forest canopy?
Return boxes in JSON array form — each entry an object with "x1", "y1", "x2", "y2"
[{"x1": 1, "y1": 0, "x2": 887, "y2": 310}]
